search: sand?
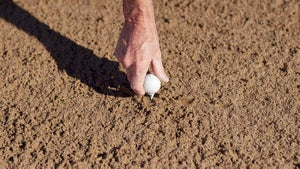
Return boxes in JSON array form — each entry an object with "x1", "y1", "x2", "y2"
[{"x1": 0, "y1": 0, "x2": 299, "y2": 168}]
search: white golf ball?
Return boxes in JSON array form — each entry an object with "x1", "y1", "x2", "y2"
[{"x1": 144, "y1": 74, "x2": 161, "y2": 99}]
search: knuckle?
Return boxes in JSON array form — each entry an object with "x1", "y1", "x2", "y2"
[
  {"x1": 119, "y1": 57, "x2": 132, "y2": 69},
  {"x1": 134, "y1": 58, "x2": 148, "y2": 71}
]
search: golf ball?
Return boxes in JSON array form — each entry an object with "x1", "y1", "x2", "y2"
[{"x1": 143, "y1": 74, "x2": 161, "y2": 99}]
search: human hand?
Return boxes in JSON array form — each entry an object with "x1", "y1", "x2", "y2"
[{"x1": 114, "y1": 1, "x2": 169, "y2": 96}]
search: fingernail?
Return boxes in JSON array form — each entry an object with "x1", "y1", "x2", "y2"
[{"x1": 163, "y1": 75, "x2": 169, "y2": 82}]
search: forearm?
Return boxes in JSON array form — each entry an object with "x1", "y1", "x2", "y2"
[{"x1": 123, "y1": 0, "x2": 155, "y2": 24}]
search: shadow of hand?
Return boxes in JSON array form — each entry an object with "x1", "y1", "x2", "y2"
[{"x1": 0, "y1": 0, "x2": 132, "y2": 97}]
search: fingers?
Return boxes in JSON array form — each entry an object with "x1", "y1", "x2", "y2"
[
  {"x1": 151, "y1": 58, "x2": 169, "y2": 82},
  {"x1": 126, "y1": 64, "x2": 148, "y2": 96},
  {"x1": 125, "y1": 57, "x2": 168, "y2": 96}
]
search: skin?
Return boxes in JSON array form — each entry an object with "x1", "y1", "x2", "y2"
[{"x1": 114, "y1": 0, "x2": 169, "y2": 96}]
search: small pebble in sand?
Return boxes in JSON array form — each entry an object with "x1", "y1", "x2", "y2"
[{"x1": 143, "y1": 74, "x2": 161, "y2": 99}]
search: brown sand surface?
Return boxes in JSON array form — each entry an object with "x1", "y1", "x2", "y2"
[{"x1": 0, "y1": 0, "x2": 299, "y2": 168}]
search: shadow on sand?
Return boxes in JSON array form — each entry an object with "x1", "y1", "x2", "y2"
[{"x1": 0, "y1": 0, "x2": 132, "y2": 97}]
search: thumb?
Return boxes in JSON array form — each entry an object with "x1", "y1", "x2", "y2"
[{"x1": 151, "y1": 59, "x2": 169, "y2": 82}]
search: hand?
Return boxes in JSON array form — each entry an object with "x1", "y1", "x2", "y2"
[{"x1": 114, "y1": 2, "x2": 169, "y2": 96}]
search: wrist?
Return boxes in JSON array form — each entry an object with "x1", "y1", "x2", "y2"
[{"x1": 123, "y1": 0, "x2": 155, "y2": 24}]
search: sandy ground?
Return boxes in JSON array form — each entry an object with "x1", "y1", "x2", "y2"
[{"x1": 0, "y1": 0, "x2": 299, "y2": 168}]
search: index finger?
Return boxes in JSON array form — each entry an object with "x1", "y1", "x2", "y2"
[{"x1": 128, "y1": 64, "x2": 148, "y2": 96}]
